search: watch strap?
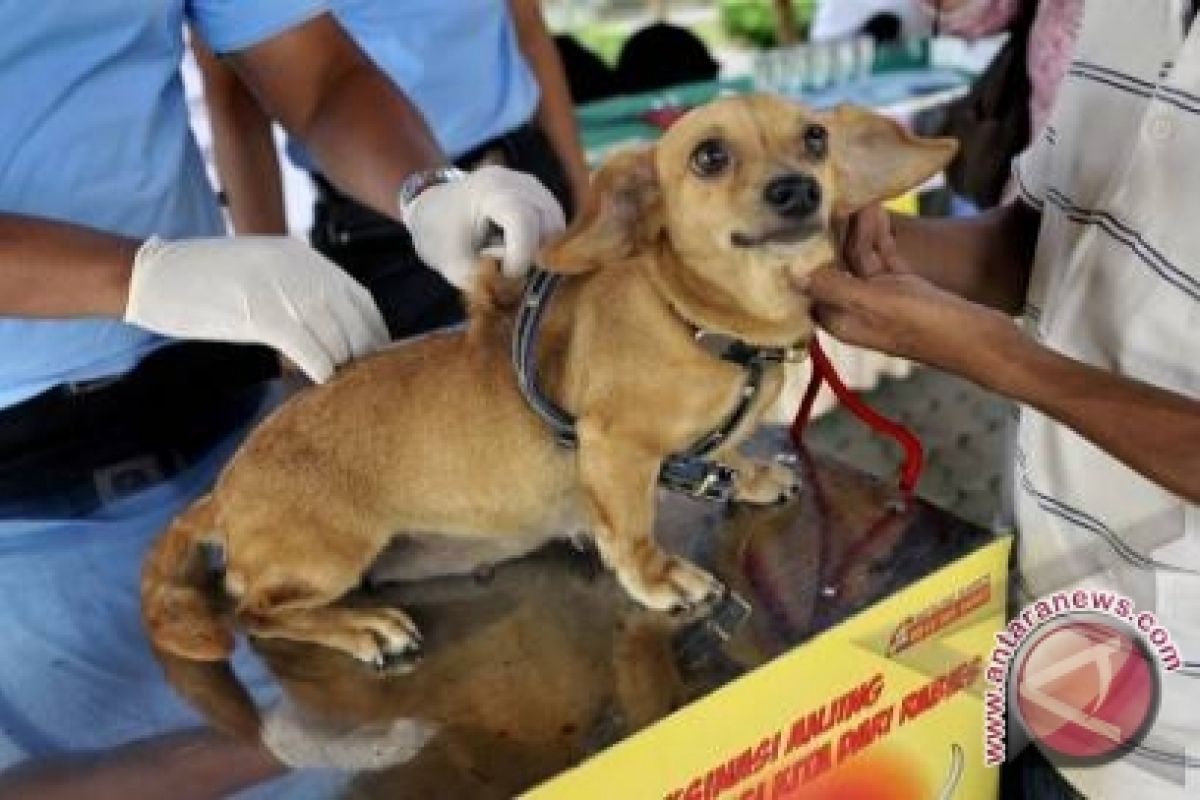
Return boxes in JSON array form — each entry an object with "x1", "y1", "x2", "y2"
[{"x1": 398, "y1": 166, "x2": 467, "y2": 224}]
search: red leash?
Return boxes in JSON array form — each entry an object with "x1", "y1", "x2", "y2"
[
  {"x1": 787, "y1": 337, "x2": 925, "y2": 603},
  {"x1": 789, "y1": 337, "x2": 924, "y2": 497}
]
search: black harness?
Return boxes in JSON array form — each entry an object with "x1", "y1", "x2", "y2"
[{"x1": 512, "y1": 269, "x2": 802, "y2": 502}]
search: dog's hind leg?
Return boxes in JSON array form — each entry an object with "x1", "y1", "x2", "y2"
[
  {"x1": 230, "y1": 526, "x2": 421, "y2": 670},
  {"x1": 244, "y1": 604, "x2": 421, "y2": 671}
]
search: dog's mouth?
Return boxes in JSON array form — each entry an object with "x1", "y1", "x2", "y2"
[{"x1": 730, "y1": 222, "x2": 823, "y2": 249}]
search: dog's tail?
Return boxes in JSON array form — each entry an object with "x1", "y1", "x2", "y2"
[
  {"x1": 466, "y1": 257, "x2": 525, "y2": 319},
  {"x1": 141, "y1": 495, "x2": 260, "y2": 739}
]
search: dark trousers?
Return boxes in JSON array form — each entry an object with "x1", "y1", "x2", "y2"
[
  {"x1": 1000, "y1": 746, "x2": 1086, "y2": 799},
  {"x1": 309, "y1": 123, "x2": 574, "y2": 340},
  {"x1": 0, "y1": 343, "x2": 278, "y2": 518}
]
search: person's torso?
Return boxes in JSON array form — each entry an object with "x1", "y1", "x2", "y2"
[
  {"x1": 1012, "y1": 0, "x2": 1200, "y2": 793},
  {"x1": 0, "y1": 0, "x2": 231, "y2": 409},
  {"x1": 288, "y1": 0, "x2": 540, "y2": 171},
  {"x1": 0, "y1": 0, "x2": 330, "y2": 410}
]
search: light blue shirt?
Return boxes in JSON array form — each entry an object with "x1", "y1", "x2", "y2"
[
  {"x1": 0, "y1": 3, "x2": 350, "y2": 794},
  {"x1": 288, "y1": 0, "x2": 540, "y2": 171},
  {"x1": 0, "y1": 0, "x2": 326, "y2": 410},
  {"x1": 0, "y1": 387, "x2": 348, "y2": 797}
]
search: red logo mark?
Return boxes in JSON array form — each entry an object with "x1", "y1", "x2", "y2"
[{"x1": 1013, "y1": 617, "x2": 1159, "y2": 763}]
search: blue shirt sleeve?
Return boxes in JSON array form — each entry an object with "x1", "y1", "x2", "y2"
[{"x1": 188, "y1": 0, "x2": 329, "y2": 54}]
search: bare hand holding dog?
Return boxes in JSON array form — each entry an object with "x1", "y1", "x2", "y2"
[
  {"x1": 802, "y1": 265, "x2": 1018, "y2": 377},
  {"x1": 809, "y1": 201, "x2": 1021, "y2": 373},
  {"x1": 836, "y1": 202, "x2": 907, "y2": 279}
]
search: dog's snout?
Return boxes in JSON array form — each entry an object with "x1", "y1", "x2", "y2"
[{"x1": 763, "y1": 174, "x2": 822, "y2": 218}]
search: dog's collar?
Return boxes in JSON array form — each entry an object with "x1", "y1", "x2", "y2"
[
  {"x1": 644, "y1": 257, "x2": 808, "y2": 366},
  {"x1": 690, "y1": 325, "x2": 806, "y2": 366},
  {"x1": 513, "y1": 269, "x2": 769, "y2": 502}
]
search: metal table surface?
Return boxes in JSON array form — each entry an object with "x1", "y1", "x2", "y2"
[{"x1": 250, "y1": 438, "x2": 995, "y2": 798}]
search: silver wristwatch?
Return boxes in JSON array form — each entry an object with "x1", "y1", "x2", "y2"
[{"x1": 398, "y1": 166, "x2": 466, "y2": 218}]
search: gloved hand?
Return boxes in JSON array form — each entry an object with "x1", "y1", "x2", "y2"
[
  {"x1": 125, "y1": 236, "x2": 389, "y2": 383},
  {"x1": 260, "y1": 698, "x2": 436, "y2": 770},
  {"x1": 401, "y1": 165, "x2": 566, "y2": 288}
]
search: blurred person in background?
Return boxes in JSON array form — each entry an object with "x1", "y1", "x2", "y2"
[
  {"x1": 925, "y1": 0, "x2": 1084, "y2": 208},
  {"x1": 811, "y1": 0, "x2": 930, "y2": 44},
  {"x1": 922, "y1": 0, "x2": 1084, "y2": 139}
]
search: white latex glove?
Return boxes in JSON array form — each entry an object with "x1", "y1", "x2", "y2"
[
  {"x1": 401, "y1": 165, "x2": 566, "y2": 288},
  {"x1": 260, "y1": 698, "x2": 436, "y2": 770},
  {"x1": 125, "y1": 236, "x2": 389, "y2": 383}
]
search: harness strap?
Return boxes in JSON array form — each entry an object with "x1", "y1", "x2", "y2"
[
  {"x1": 513, "y1": 270, "x2": 769, "y2": 502},
  {"x1": 513, "y1": 270, "x2": 577, "y2": 447}
]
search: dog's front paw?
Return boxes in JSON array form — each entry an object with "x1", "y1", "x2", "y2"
[
  {"x1": 733, "y1": 458, "x2": 801, "y2": 505},
  {"x1": 619, "y1": 552, "x2": 724, "y2": 617}
]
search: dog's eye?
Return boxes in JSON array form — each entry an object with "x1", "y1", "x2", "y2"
[
  {"x1": 689, "y1": 139, "x2": 732, "y2": 178},
  {"x1": 803, "y1": 124, "x2": 828, "y2": 160}
]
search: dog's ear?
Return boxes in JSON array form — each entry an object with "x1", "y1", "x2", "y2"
[
  {"x1": 539, "y1": 146, "x2": 662, "y2": 274},
  {"x1": 829, "y1": 105, "x2": 958, "y2": 214}
]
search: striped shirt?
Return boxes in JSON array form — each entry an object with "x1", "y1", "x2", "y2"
[{"x1": 1011, "y1": 1, "x2": 1199, "y2": 795}]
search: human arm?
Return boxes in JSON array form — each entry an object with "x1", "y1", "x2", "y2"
[
  {"x1": 0, "y1": 691, "x2": 434, "y2": 799},
  {"x1": 0, "y1": 213, "x2": 139, "y2": 318},
  {"x1": 0, "y1": 706, "x2": 425, "y2": 798},
  {"x1": 508, "y1": 0, "x2": 590, "y2": 211},
  {"x1": 0, "y1": 728, "x2": 284, "y2": 800},
  {"x1": 800, "y1": 267, "x2": 1200, "y2": 503},
  {"x1": 839, "y1": 199, "x2": 1041, "y2": 314},
  {"x1": 222, "y1": 14, "x2": 440, "y2": 221},
  {"x1": 0, "y1": 213, "x2": 386, "y2": 382},
  {"x1": 224, "y1": 12, "x2": 564, "y2": 281},
  {"x1": 191, "y1": 32, "x2": 288, "y2": 235}
]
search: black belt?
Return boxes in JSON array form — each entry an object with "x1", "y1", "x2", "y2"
[{"x1": 0, "y1": 342, "x2": 280, "y2": 518}]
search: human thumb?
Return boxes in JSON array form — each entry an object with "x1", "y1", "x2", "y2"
[{"x1": 798, "y1": 266, "x2": 867, "y2": 308}]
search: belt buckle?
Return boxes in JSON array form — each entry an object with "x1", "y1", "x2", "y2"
[
  {"x1": 65, "y1": 376, "x2": 122, "y2": 396},
  {"x1": 93, "y1": 455, "x2": 166, "y2": 504}
]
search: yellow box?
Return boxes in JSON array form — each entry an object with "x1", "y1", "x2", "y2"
[
  {"x1": 527, "y1": 535, "x2": 1011, "y2": 800},
  {"x1": 884, "y1": 191, "x2": 920, "y2": 216}
]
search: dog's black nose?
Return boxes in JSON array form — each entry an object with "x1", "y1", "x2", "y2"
[{"x1": 763, "y1": 174, "x2": 822, "y2": 218}]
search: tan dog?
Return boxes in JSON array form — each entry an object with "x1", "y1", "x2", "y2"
[{"x1": 141, "y1": 94, "x2": 955, "y2": 738}]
